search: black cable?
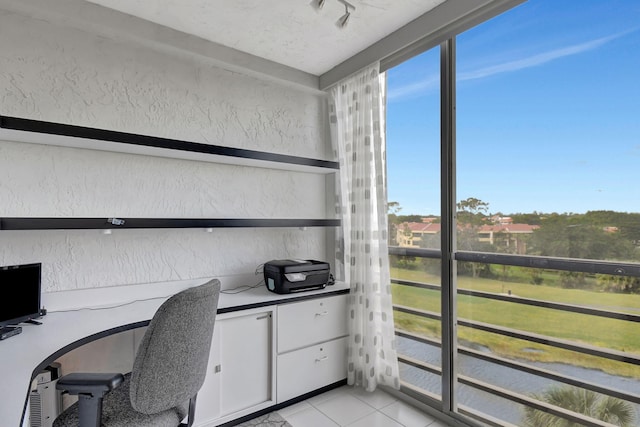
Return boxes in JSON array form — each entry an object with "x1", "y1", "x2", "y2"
[
  {"x1": 46, "y1": 295, "x2": 168, "y2": 314},
  {"x1": 220, "y1": 280, "x2": 265, "y2": 295},
  {"x1": 220, "y1": 262, "x2": 266, "y2": 294}
]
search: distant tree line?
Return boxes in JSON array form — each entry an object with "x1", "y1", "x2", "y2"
[{"x1": 388, "y1": 199, "x2": 640, "y2": 293}]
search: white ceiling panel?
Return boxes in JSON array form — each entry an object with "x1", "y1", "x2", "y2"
[{"x1": 83, "y1": 0, "x2": 447, "y2": 75}]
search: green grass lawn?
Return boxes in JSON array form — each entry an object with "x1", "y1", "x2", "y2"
[{"x1": 391, "y1": 266, "x2": 640, "y2": 379}]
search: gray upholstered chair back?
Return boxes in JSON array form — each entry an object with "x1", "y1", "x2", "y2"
[{"x1": 129, "y1": 279, "x2": 220, "y2": 415}]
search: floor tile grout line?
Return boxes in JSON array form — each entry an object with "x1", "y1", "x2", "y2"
[
  {"x1": 309, "y1": 390, "x2": 378, "y2": 426},
  {"x1": 313, "y1": 403, "x2": 364, "y2": 427},
  {"x1": 311, "y1": 396, "x2": 404, "y2": 427},
  {"x1": 345, "y1": 392, "x2": 400, "y2": 413},
  {"x1": 343, "y1": 408, "x2": 408, "y2": 427},
  {"x1": 280, "y1": 385, "x2": 453, "y2": 427}
]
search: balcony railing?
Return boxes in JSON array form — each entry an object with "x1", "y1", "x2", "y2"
[{"x1": 389, "y1": 247, "x2": 640, "y2": 427}]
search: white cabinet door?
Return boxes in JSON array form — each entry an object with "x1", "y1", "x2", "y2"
[
  {"x1": 193, "y1": 323, "x2": 222, "y2": 426},
  {"x1": 218, "y1": 307, "x2": 275, "y2": 420},
  {"x1": 193, "y1": 306, "x2": 275, "y2": 427}
]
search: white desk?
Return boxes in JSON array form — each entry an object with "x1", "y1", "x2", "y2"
[{"x1": 0, "y1": 281, "x2": 349, "y2": 427}]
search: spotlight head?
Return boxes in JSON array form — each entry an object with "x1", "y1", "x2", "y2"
[
  {"x1": 335, "y1": 1, "x2": 354, "y2": 28},
  {"x1": 310, "y1": 0, "x2": 326, "y2": 11},
  {"x1": 336, "y1": 9, "x2": 350, "y2": 28}
]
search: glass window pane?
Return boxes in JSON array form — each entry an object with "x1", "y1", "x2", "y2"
[
  {"x1": 387, "y1": 47, "x2": 441, "y2": 250},
  {"x1": 387, "y1": 45, "x2": 442, "y2": 400},
  {"x1": 456, "y1": 0, "x2": 640, "y2": 262},
  {"x1": 455, "y1": 1, "x2": 640, "y2": 425},
  {"x1": 391, "y1": 255, "x2": 442, "y2": 400},
  {"x1": 456, "y1": 264, "x2": 640, "y2": 424}
]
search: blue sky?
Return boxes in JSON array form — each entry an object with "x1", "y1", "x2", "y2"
[{"x1": 386, "y1": 0, "x2": 640, "y2": 217}]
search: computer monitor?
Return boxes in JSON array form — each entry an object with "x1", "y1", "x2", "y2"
[{"x1": 0, "y1": 263, "x2": 42, "y2": 327}]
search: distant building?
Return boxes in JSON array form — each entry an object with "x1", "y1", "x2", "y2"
[
  {"x1": 396, "y1": 222, "x2": 441, "y2": 248},
  {"x1": 421, "y1": 217, "x2": 439, "y2": 223},
  {"x1": 489, "y1": 215, "x2": 513, "y2": 225},
  {"x1": 396, "y1": 221, "x2": 539, "y2": 254},
  {"x1": 477, "y1": 224, "x2": 539, "y2": 254}
]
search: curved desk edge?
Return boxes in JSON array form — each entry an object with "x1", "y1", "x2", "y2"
[{"x1": 11, "y1": 283, "x2": 350, "y2": 427}]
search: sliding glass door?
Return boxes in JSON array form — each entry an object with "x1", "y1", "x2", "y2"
[
  {"x1": 387, "y1": 45, "x2": 443, "y2": 404},
  {"x1": 387, "y1": 1, "x2": 640, "y2": 425},
  {"x1": 454, "y1": 2, "x2": 640, "y2": 425}
]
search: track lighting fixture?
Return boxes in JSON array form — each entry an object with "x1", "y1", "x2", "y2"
[
  {"x1": 310, "y1": 0, "x2": 355, "y2": 29},
  {"x1": 336, "y1": 3, "x2": 351, "y2": 28}
]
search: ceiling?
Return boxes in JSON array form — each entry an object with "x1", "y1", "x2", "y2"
[{"x1": 83, "y1": 0, "x2": 447, "y2": 76}]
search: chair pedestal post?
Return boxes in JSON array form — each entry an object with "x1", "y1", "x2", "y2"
[
  {"x1": 187, "y1": 395, "x2": 197, "y2": 427},
  {"x1": 77, "y1": 394, "x2": 104, "y2": 427}
]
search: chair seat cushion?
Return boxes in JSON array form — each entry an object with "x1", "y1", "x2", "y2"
[{"x1": 53, "y1": 373, "x2": 188, "y2": 427}]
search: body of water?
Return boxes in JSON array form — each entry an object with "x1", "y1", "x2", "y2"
[{"x1": 397, "y1": 336, "x2": 640, "y2": 425}]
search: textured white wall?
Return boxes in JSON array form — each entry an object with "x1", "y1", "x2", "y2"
[{"x1": 0, "y1": 8, "x2": 332, "y2": 291}]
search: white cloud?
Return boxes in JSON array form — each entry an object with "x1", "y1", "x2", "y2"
[
  {"x1": 387, "y1": 75, "x2": 439, "y2": 101},
  {"x1": 458, "y1": 33, "x2": 621, "y2": 81},
  {"x1": 388, "y1": 30, "x2": 631, "y2": 102}
]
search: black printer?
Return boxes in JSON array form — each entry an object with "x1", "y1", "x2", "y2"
[{"x1": 263, "y1": 259, "x2": 330, "y2": 294}]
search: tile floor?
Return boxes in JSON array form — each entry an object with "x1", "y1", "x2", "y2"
[{"x1": 276, "y1": 385, "x2": 452, "y2": 427}]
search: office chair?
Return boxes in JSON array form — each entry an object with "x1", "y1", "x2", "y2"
[{"x1": 53, "y1": 279, "x2": 221, "y2": 427}]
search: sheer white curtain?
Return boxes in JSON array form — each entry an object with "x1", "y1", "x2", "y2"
[{"x1": 327, "y1": 62, "x2": 400, "y2": 392}]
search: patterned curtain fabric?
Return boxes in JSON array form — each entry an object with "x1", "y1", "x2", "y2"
[{"x1": 327, "y1": 62, "x2": 400, "y2": 392}]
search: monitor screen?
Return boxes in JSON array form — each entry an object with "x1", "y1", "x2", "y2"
[{"x1": 0, "y1": 263, "x2": 42, "y2": 327}]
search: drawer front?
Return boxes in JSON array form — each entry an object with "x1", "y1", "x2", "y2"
[
  {"x1": 276, "y1": 337, "x2": 347, "y2": 403},
  {"x1": 277, "y1": 294, "x2": 348, "y2": 353}
]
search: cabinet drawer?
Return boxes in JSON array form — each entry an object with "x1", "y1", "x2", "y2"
[
  {"x1": 276, "y1": 337, "x2": 347, "y2": 403},
  {"x1": 277, "y1": 294, "x2": 348, "y2": 353}
]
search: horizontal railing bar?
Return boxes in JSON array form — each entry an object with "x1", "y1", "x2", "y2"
[
  {"x1": 392, "y1": 279, "x2": 441, "y2": 291},
  {"x1": 459, "y1": 318, "x2": 640, "y2": 366},
  {"x1": 388, "y1": 246, "x2": 640, "y2": 278},
  {"x1": 457, "y1": 288, "x2": 640, "y2": 323},
  {"x1": 458, "y1": 406, "x2": 520, "y2": 427},
  {"x1": 398, "y1": 381, "x2": 443, "y2": 411},
  {"x1": 398, "y1": 354, "x2": 442, "y2": 376},
  {"x1": 391, "y1": 278, "x2": 640, "y2": 323},
  {"x1": 460, "y1": 347, "x2": 640, "y2": 405},
  {"x1": 389, "y1": 246, "x2": 442, "y2": 259},
  {"x1": 393, "y1": 305, "x2": 640, "y2": 366},
  {"x1": 396, "y1": 329, "x2": 442, "y2": 348},
  {"x1": 395, "y1": 329, "x2": 640, "y2": 405},
  {"x1": 457, "y1": 375, "x2": 620, "y2": 427},
  {"x1": 456, "y1": 251, "x2": 640, "y2": 278},
  {"x1": 394, "y1": 304, "x2": 441, "y2": 321}
]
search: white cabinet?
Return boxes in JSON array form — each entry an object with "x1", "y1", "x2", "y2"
[
  {"x1": 276, "y1": 294, "x2": 348, "y2": 403},
  {"x1": 194, "y1": 292, "x2": 349, "y2": 427},
  {"x1": 195, "y1": 306, "x2": 276, "y2": 427}
]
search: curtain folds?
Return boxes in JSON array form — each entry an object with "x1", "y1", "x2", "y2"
[{"x1": 327, "y1": 62, "x2": 400, "y2": 392}]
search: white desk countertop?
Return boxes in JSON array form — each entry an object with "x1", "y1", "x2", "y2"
[{"x1": 0, "y1": 281, "x2": 349, "y2": 427}]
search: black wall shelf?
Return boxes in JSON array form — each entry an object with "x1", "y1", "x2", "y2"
[
  {"x1": 0, "y1": 116, "x2": 342, "y2": 231},
  {"x1": 0, "y1": 116, "x2": 339, "y2": 173},
  {"x1": 0, "y1": 218, "x2": 340, "y2": 231}
]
